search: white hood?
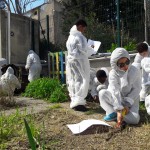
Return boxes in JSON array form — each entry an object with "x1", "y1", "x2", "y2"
[
  {"x1": 69, "y1": 25, "x2": 82, "y2": 36},
  {"x1": 110, "y1": 48, "x2": 130, "y2": 77},
  {"x1": 6, "y1": 67, "x2": 14, "y2": 75}
]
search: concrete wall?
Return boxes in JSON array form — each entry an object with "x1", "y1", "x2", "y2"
[
  {"x1": 0, "y1": 10, "x2": 39, "y2": 64},
  {"x1": 0, "y1": 10, "x2": 7, "y2": 58},
  {"x1": 89, "y1": 54, "x2": 136, "y2": 70},
  {"x1": 25, "y1": 0, "x2": 64, "y2": 45}
]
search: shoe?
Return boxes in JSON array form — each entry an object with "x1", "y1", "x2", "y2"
[
  {"x1": 121, "y1": 121, "x2": 127, "y2": 129},
  {"x1": 104, "y1": 112, "x2": 117, "y2": 121},
  {"x1": 73, "y1": 105, "x2": 88, "y2": 112}
]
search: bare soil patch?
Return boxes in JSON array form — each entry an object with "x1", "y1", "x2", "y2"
[{"x1": 1, "y1": 97, "x2": 150, "y2": 150}]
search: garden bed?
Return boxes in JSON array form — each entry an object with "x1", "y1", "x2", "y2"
[{"x1": 0, "y1": 97, "x2": 150, "y2": 150}]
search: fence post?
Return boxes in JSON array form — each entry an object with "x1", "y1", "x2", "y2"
[
  {"x1": 46, "y1": 15, "x2": 50, "y2": 51},
  {"x1": 55, "y1": 52, "x2": 59, "y2": 79},
  {"x1": 116, "y1": 0, "x2": 121, "y2": 47},
  {"x1": 48, "y1": 53, "x2": 50, "y2": 77},
  {"x1": 60, "y1": 51, "x2": 64, "y2": 83},
  {"x1": 50, "y1": 53, "x2": 55, "y2": 78},
  {"x1": 144, "y1": 0, "x2": 148, "y2": 42}
]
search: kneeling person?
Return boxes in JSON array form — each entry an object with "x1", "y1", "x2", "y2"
[{"x1": 99, "y1": 48, "x2": 141, "y2": 126}]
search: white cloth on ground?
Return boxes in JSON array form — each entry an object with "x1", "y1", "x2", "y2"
[
  {"x1": 25, "y1": 50, "x2": 42, "y2": 82},
  {"x1": 99, "y1": 48, "x2": 141, "y2": 124},
  {"x1": 66, "y1": 25, "x2": 93, "y2": 108}
]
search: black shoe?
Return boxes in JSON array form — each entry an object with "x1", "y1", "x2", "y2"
[
  {"x1": 121, "y1": 121, "x2": 127, "y2": 129},
  {"x1": 73, "y1": 105, "x2": 88, "y2": 112}
]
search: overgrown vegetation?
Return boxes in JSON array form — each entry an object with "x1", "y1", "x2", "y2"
[
  {"x1": 0, "y1": 109, "x2": 40, "y2": 149},
  {"x1": 22, "y1": 78, "x2": 68, "y2": 103}
]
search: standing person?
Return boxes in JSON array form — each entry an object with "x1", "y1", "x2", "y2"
[
  {"x1": 25, "y1": 50, "x2": 42, "y2": 82},
  {"x1": 66, "y1": 19, "x2": 94, "y2": 111},
  {"x1": 89, "y1": 68, "x2": 109, "y2": 103},
  {"x1": 99, "y1": 48, "x2": 141, "y2": 126},
  {"x1": 132, "y1": 42, "x2": 150, "y2": 69}
]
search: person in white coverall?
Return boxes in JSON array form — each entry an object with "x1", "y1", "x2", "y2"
[
  {"x1": 66, "y1": 19, "x2": 94, "y2": 111},
  {"x1": 132, "y1": 42, "x2": 150, "y2": 103},
  {"x1": 0, "y1": 67, "x2": 21, "y2": 98},
  {"x1": 140, "y1": 57, "x2": 150, "y2": 115},
  {"x1": 89, "y1": 68, "x2": 109, "y2": 103},
  {"x1": 99, "y1": 48, "x2": 141, "y2": 126},
  {"x1": 132, "y1": 42, "x2": 150, "y2": 69},
  {"x1": 25, "y1": 50, "x2": 42, "y2": 82}
]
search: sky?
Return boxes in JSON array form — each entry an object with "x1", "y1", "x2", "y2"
[
  {"x1": 9, "y1": 0, "x2": 45, "y2": 12},
  {"x1": 26, "y1": 0, "x2": 45, "y2": 11}
]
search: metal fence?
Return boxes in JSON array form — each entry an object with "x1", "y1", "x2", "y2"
[
  {"x1": 38, "y1": 1, "x2": 149, "y2": 53},
  {"x1": 93, "y1": 0, "x2": 145, "y2": 52},
  {"x1": 146, "y1": 0, "x2": 150, "y2": 42},
  {"x1": 63, "y1": 0, "x2": 147, "y2": 52}
]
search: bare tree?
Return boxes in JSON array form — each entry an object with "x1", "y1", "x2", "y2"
[{"x1": 0, "y1": 0, "x2": 41, "y2": 14}]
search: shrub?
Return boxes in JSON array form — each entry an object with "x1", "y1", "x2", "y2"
[
  {"x1": 107, "y1": 41, "x2": 136, "y2": 52},
  {"x1": 22, "y1": 78, "x2": 68, "y2": 103}
]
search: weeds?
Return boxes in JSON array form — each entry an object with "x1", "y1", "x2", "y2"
[
  {"x1": 22, "y1": 78, "x2": 68, "y2": 103},
  {"x1": 0, "y1": 109, "x2": 40, "y2": 149},
  {"x1": 49, "y1": 104, "x2": 62, "y2": 109}
]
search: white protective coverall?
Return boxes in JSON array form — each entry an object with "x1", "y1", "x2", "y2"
[
  {"x1": 0, "y1": 58, "x2": 7, "y2": 76},
  {"x1": 132, "y1": 42, "x2": 150, "y2": 69},
  {"x1": 66, "y1": 25, "x2": 94, "y2": 108},
  {"x1": 140, "y1": 58, "x2": 150, "y2": 102},
  {"x1": 89, "y1": 67, "x2": 109, "y2": 98},
  {"x1": 25, "y1": 50, "x2": 42, "y2": 82},
  {"x1": 0, "y1": 67, "x2": 21, "y2": 97},
  {"x1": 99, "y1": 48, "x2": 141, "y2": 124}
]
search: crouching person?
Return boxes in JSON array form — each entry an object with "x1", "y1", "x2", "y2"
[
  {"x1": 89, "y1": 68, "x2": 109, "y2": 103},
  {"x1": 99, "y1": 48, "x2": 141, "y2": 126}
]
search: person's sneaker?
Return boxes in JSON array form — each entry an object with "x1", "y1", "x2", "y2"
[
  {"x1": 73, "y1": 105, "x2": 88, "y2": 112},
  {"x1": 104, "y1": 112, "x2": 117, "y2": 121}
]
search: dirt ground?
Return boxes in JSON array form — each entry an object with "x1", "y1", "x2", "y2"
[{"x1": 1, "y1": 96, "x2": 150, "y2": 150}]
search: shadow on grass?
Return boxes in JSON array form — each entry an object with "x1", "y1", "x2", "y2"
[
  {"x1": 85, "y1": 107, "x2": 105, "y2": 115},
  {"x1": 136, "y1": 102, "x2": 150, "y2": 126},
  {"x1": 139, "y1": 109, "x2": 150, "y2": 124}
]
